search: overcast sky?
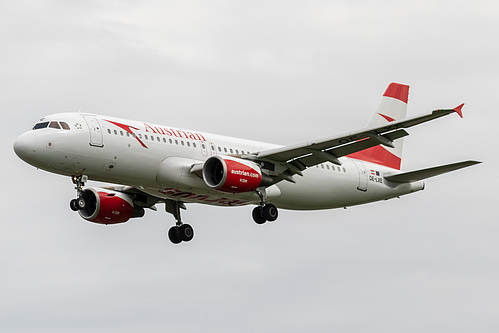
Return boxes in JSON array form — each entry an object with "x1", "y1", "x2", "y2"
[{"x1": 2, "y1": 1, "x2": 498, "y2": 332}]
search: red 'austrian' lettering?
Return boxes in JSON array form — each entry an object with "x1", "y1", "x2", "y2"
[{"x1": 144, "y1": 123, "x2": 206, "y2": 141}]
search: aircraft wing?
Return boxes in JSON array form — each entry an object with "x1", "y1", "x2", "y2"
[
  {"x1": 101, "y1": 185, "x2": 162, "y2": 208},
  {"x1": 252, "y1": 104, "x2": 464, "y2": 176}
]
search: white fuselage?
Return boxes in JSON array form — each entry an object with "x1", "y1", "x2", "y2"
[{"x1": 14, "y1": 113, "x2": 424, "y2": 210}]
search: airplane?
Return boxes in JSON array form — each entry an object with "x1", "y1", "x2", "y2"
[{"x1": 13, "y1": 83, "x2": 480, "y2": 244}]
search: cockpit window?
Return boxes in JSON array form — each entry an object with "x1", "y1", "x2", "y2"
[
  {"x1": 32, "y1": 121, "x2": 70, "y2": 130},
  {"x1": 49, "y1": 121, "x2": 61, "y2": 129},
  {"x1": 33, "y1": 122, "x2": 49, "y2": 130}
]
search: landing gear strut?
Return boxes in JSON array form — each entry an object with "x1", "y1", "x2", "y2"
[
  {"x1": 252, "y1": 188, "x2": 278, "y2": 224},
  {"x1": 70, "y1": 175, "x2": 88, "y2": 211},
  {"x1": 165, "y1": 200, "x2": 194, "y2": 244}
]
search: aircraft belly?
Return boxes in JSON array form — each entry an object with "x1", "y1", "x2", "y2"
[
  {"x1": 141, "y1": 186, "x2": 260, "y2": 207},
  {"x1": 273, "y1": 168, "x2": 361, "y2": 210}
]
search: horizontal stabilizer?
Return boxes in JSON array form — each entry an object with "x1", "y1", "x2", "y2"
[{"x1": 384, "y1": 160, "x2": 481, "y2": 183}]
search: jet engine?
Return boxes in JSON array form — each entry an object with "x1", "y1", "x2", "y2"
[
  {"x1": 202, "y1": 156, "x2": 271, "y2": 193},
  {"x1": 78, "y1": 188, "x2": 145, "y2": 224}
]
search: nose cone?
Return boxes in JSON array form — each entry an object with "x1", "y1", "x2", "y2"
[{"x1": 13, "y1": 132, "x2": 38, "y2": 165}]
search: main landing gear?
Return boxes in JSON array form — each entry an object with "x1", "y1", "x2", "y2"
[
  {"x1": 252, "y1": 188, "x2": 278, "y2": 224},
  {"x1": 70, "y1": 175, "x2": 88, "y2": 211},
  {"x1": 165, "y1": 200, "x2": 194, "y2": 244},
  {"x1": 252, "y1": 204, "x2": 278, "y2": 224}
]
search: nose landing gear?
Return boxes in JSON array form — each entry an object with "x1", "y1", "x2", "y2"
[{"x1": 69, "y1": 175, "x2": 88, "y2": 211}]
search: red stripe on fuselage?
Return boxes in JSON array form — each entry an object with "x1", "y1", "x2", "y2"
[{"x1": 104, "y1": 119, "x2": 148, "y2": 148}]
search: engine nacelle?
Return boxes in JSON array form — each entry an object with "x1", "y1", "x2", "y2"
[
  {"x1": 78, "y1": 188, "x2": 144, "y2": 224},
  {"x1": 203, "y1": 156, "x2": 269, "y2": 193}
]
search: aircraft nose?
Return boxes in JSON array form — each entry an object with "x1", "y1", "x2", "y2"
[{"x1": 13, "y1": 132, "x2": 38, "y2": 163}]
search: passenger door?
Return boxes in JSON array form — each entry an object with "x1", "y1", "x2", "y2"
[
  {"x1": 353, "y1": 161, "x2": 368, "y2": 192},
  {"x1": 82, "y1": 115, "x2": 103, "y2": 147}
]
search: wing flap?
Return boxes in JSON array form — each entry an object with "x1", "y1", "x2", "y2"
[
  {"x1": 285, "y1": 130, "x2": 409, "y2": 168},
  {"x1": 329, "y1": 129, "x2": 409, "y2": 160},
  {"x1": 294, "y1": 152, "x2": 331, "y2": 167},
  {"x1": 384, "y1": 160, "x2": 481, "y2": 183}
]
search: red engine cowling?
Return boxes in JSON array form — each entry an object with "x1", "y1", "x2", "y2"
[
  {"x1": 78, "y1": 188, "x2": 144, "y2": 224},
  {"x1": 202, "y1": 156, "x2": 266, "y2": 193}
]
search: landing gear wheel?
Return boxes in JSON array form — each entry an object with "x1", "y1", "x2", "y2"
[
  {"x1": 76, "y1": 197, "x2": 86, "y2": 210},
  {"x1": 168, "y1": 226, "x2": 182, "y2": 244},
  {"x1": 164, "y1": 200, "x2": 195, "y2": 244},
  {"x1": 70, "y1": 199, "x2": 79, "y2": 211},
  {"x1": 179, "y1": 224, "x2": 194, "y2": 242},
  {"x1": 252, "y1": 206, "x2": 267, "y2": 224},
  {"x1": 263, "y1": 204, "x2": 278, "y2": 222},
  {"x1": 70, "y1": 197, "x2": 86, "y2": 211}
]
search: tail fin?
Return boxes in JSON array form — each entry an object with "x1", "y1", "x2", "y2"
[{"x1": 347, "y1": 82, "x2": 409, "y2": 170}]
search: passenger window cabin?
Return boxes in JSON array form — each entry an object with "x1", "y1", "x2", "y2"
[{"x1": 102, "y1": 125, "x2": 244, "y2": 154}]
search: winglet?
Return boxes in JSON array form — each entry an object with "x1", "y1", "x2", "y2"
[{"x1": 453, "y1": 103, "x2": 464, "y2": 118}]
